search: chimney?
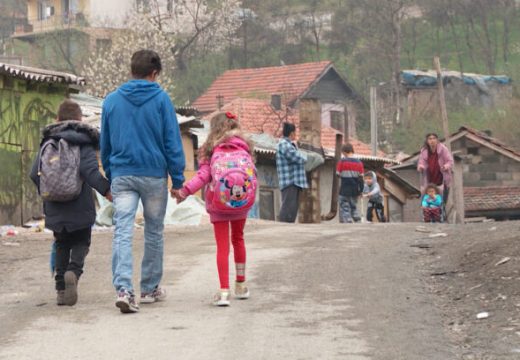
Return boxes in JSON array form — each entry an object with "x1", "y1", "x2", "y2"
[
  {"x1": 271, "y1": 94, "x2": 282, "y2": 111},
  {"x1": 216, "y1": 94, "x2": 224, "y2": 110}
]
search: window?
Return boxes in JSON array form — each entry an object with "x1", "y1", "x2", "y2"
[
  {"x1": 136, "y1": 0, "x2": 151, "y2": 13},
  {"x1": 167, "y1": 0, "x2": 174, "y2": 13},
  {"x1": 330, "y1": 110, "x2": 344, "y2": 132}
]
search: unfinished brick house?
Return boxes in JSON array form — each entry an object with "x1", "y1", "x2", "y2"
[{"x1": 392, "y1": 126, "x2": 520, "y2": 221}]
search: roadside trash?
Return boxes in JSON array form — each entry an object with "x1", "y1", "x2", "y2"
[
  {"x1": 477, "y1": 312, "x2": 489, "y2": 320},
  {"x1": 489, "y1": 226, "x2": 497, "y2": 231},
  {"x1": 23, "y1": 220, "x2": 45, "y2": 233},
  {"x1": 2, "y1": 241, "x2": 20, "y2": 247},
  {"x1": 415, "y1": 226, "x2": 431, "y2": 233},
  {"x1": 0, "y1": 226, "x2": 18, "y2": 237},
  {"x1": 429, "y1": 232, "x2": 448, "y2": 238},
  {"x1": 476, "y1": 312, "x2": 489, "y2": 320},
  {"x1": 495, "y1": 257, "x2": 511, "y2": 266}
]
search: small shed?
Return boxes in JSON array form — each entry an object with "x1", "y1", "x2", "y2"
[{"x1": 0, "y1": 63, "x2": 84, "y2": 226}]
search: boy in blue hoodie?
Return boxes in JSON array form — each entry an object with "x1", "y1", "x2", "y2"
[{"x1": 101, "y1": 50, "x2": 185, "y2": 314}]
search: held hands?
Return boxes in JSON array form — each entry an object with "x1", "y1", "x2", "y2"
[
  {"x1": 105, "y1": 190, "x2": 113, "y2": 203},
  {"x1": 170, "y1": 188, "x2": 187, "y2": 204}
]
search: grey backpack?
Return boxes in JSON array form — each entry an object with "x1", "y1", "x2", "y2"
[{"x1": 38, "y1": 138, "x2": 83, "y2": 202}]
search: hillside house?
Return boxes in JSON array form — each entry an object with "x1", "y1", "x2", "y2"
[
  {"x1": 192, "y1": 61, "x2": 367, "y2": 139},
  {"x1": 377, "y1": 70, "x2": 513, "y2": 151},
  {"x1": 9, "y1": 0, "x2": 140, "y2": 72},
  {"x1": 0, "y1": 63, "x2": 84, "y2": 225}
]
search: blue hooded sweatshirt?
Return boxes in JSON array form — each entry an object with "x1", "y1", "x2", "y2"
[{"x1": 100, "y1": 80, "x2": 185, "y2": 188}]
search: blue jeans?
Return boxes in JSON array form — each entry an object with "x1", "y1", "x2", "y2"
[
  {"x1": 338, "y1": 195, "x2": 360, "y2": 223},
  {"x1": 111, "y1": 176, "x2": 168, "y2": 294}
]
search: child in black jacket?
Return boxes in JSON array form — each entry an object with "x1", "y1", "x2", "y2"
[{"x1": 30, "y1": 100, "x2": 112, "y2": 306}]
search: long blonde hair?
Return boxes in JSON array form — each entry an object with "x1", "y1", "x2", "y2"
[{"x1": 199, "y1": 112, "x2": 254, "y2": 161}]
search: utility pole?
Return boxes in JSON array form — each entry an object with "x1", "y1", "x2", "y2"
[
  {"x1": 370, "y1": 86, "x2": 378, "y2": 156},
  {"x1": 433, "y1": 56, "x2": 451, "y2": 151},
  {"x1": 434, "y1": 56, "x2": 463, "y2": 223}
]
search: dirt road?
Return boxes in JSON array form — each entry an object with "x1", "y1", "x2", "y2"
[{"x1": 2, "y1": 221, "x2": 512, "y2": 359}]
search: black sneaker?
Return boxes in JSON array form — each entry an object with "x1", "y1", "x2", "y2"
[{"x1": 116, "y1": 290, "x2": 139, "y2": 313}]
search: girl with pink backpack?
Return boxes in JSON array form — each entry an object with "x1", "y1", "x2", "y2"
[{"x1": 175, "y1": 112, "x2": 257, "y2": 306}]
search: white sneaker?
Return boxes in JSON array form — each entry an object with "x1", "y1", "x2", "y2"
[
  {"x1": 140, "y1": 286, "x2": 167, "y2": 304},
  {"x1": 213, "y1": 289, "x2": 230, "y2": 307},
  {"x1": 235, "y1": 281, "x2": 250, "y2": 300},
  {"x1": 115, "y1": 290, "x2": 139, "y2": 314}
]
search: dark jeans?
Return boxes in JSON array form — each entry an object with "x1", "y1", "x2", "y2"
[
  {"x1": 367, "y1": 201, "x2": 386, "y2": 222},
  {"x1": 53, "y1": 227, "x2": 92, "y2": 291},
  {"x1": 279, "y1": 185, "x2": 301, "y2": 223}
]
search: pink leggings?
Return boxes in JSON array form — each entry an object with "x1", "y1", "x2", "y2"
[{"x1": 212, "y1": 219, "x2": 247, "y2": 289}]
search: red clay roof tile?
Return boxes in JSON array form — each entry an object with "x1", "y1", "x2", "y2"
[{"x1": 193, "y1": 61, "x2": 333, "y2": 113}]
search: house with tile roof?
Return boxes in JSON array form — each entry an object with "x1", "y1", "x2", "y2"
[
  {"x1": 193, "y1": 61, "x2": 366, "y2": 139},
  {"x1": 392, "y1": 126, "x2": 520, "y2": 221}
]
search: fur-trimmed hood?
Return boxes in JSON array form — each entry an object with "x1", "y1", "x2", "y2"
[
  {"x1": 213, "y1": 129, "x2": 251, "y2": 150},
  {"x1": 42, "y1": 120, "x2": 100, "y2": 148}
]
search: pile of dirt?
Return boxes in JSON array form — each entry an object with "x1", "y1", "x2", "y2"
[{"x1": 419, "y1": 221, "x2": 520, "y2": 359}]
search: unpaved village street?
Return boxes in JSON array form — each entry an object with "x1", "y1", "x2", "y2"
[{"x1": 1, "y1": 221, "x2": 520, "y2": 360}]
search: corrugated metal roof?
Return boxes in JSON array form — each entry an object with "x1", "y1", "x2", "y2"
[
  {"x1": 0, "y1": 63, "x2": 85, "y2": 86},
  {"x1": 70, "y1": 93, "x2": 197, "y2": 129}
]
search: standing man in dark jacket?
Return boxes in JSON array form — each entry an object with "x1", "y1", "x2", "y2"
[
  {"x1": 101, "y1": 50, "x2": 185, "y2": 313},
  {"x1": 336, "y1": 143, "x2": 364, "y2": 223},
  {"x1": 30, "y1": 100, "x2": 111, "y2": 306}
]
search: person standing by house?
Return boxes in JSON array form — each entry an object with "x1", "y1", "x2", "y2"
[
  {"x1": 276, "y1": 122, "x2": 308, "y2": 223},
  {"x1": 100, "y1": 50, "x2": 185, "y2": 314},
  {"x1": 417, "y1": 133, "x2": 454, "y2": 197},
  {"x1": 336, "y1": 143, "x2": 364, "y2": 223}
]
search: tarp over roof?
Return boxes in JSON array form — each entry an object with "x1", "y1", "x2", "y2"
[
  {"x1": 193, "y1": 61, "x2": 336, "y2": 113},
  {"x1": 0, "y1": 63, "x2": 85, "y2": 86},
  {"x1": 401, "y1": 70, "x2": 511, "y2": 92}
]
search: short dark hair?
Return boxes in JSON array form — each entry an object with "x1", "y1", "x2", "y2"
[
  {"x1": 282, "y1": 122, "x2": 296, "y2": 137},
  {"x1": 425, "y1": 184, "x2": 439, "y2": 194},
  {"x1": 342, "y1": 143, "x2": 354, "y2": 154},
  {"x1": 131, "y1": 50, "x2": 162, "y2": 79},
  {"x1": 57, "y1": 99, "x2": 82, "y2": 122}
]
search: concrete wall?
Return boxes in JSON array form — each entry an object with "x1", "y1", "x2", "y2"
[
  {"x1": 0, "y1": 76, "x2": 68, "y2": 225},
  {"x1": 452, "y1": 137, "x2": 520, "y2": 187},
  {"x1": 254, "y1": 159, "x2": 336, "y2": 221}
]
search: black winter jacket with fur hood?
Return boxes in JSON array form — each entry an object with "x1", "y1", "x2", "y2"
[{"x1": 30, "y1": 121, "x2": 110, "y2": 233}]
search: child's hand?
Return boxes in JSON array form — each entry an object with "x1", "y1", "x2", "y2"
[
  {"x1": 105, "y1": 191, "x2": 113, "y2": 203},
  {"x1": 171, "y1": 188, "x2": 187, "y2": 204}
]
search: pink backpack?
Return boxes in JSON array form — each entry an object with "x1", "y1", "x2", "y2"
[{"x1": 207, "y1": 143, "x2": 257, "y2": 214}]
